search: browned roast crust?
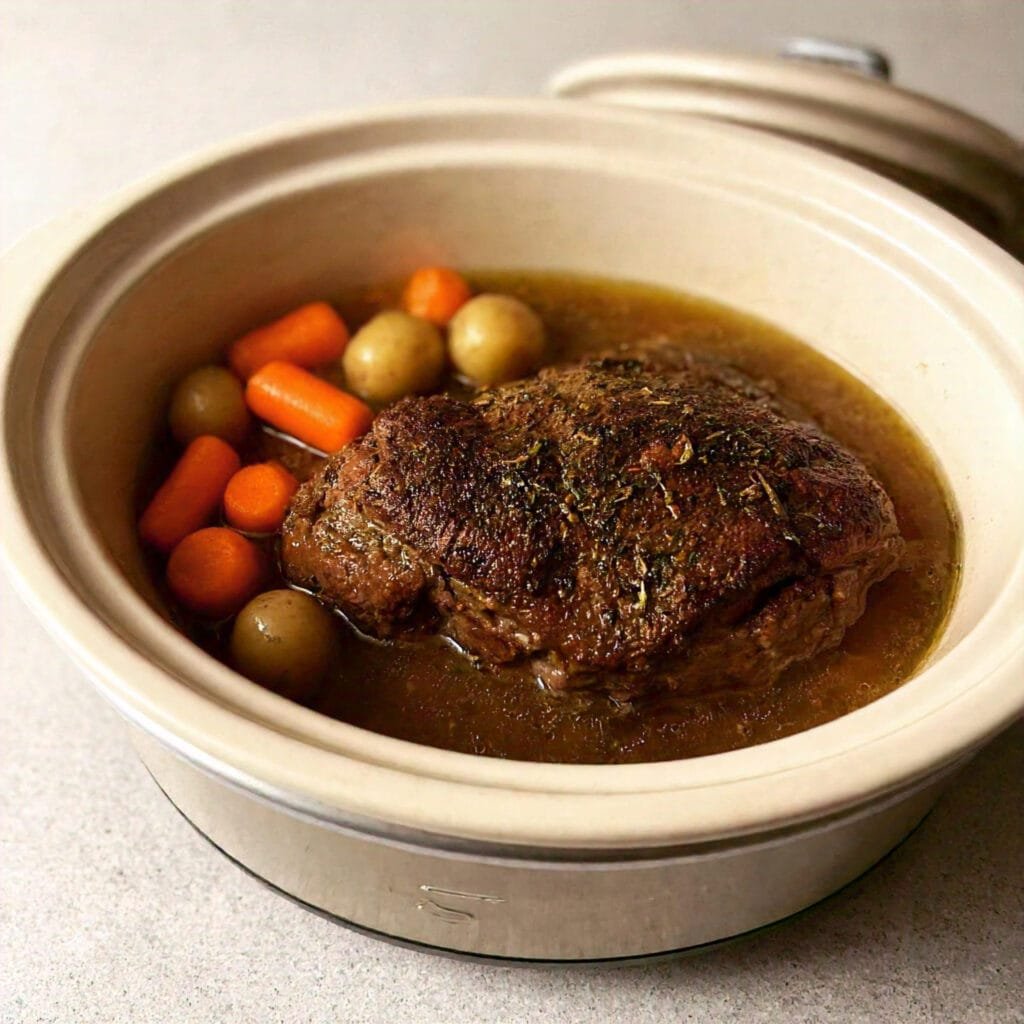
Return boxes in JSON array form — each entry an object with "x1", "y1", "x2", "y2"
[{"x1": 281, "y1": 351, "x2": 903, "y2": 697}]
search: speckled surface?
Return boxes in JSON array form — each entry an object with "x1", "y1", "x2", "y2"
[{"x1": 2, "y1": 2, "x2": 1022, "y2": 1021}]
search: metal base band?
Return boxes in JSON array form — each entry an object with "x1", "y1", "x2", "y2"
[{"x1": 149, "y1": 770, "x2": 927, "y2": 967}]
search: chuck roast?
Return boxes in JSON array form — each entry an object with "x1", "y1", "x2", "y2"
[{"x1": 281, "y1": 351, "x2": 903, "y2": 698}]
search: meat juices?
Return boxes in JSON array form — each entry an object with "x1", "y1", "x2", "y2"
[{"x1": 282, "y1": 350, "x2": 902, "y2": 699}]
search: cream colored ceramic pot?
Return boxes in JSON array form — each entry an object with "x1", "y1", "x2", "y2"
[{"x1": 2, "y1": 101, "x2": 1023, "y2": 961}]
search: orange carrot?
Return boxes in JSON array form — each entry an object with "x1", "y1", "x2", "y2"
[
  {"x1": 246, "y1": 361, "x2": 373, "y2": 453},
  {"x1": 402, "y1": 267, "x2": 471, "y2": 326},
  {"x1": 223, "y1": 461, "x2": 299, "y2": 534},
  {"x1": 166, "y1": 527, "x2": 266, "y2": 619},
  {"x1": 139, "y1": 435, "x2": 240, "y2": 553},
  {"x1": 228, "y1": 302, "x2": 350, "y2": 380}
]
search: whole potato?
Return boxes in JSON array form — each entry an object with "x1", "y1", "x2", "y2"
[
  {"x1": 343, "y1": 311, "x2": 445, "y2": 403},
  {"x1": 447, "y1": 294, "x2": 546, "y2": 385},
  {"x1": 230, "y1": 589, "x2": 340, "y2": 701},
  {"x1": 168, "y1": 365, "x2": 250, "y2": 446}
]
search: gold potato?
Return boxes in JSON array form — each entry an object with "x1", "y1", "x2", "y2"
[
  {"x1": 447, "y1": 294, "x2": 545, "y2": 385},
  {"x1": 343, "y1": 311, "x2": 446, "y2": 403},
  {"x1": 168, "y1": 365, "x2": 250, "y2": 446},
  {"x1": 230, "y1": 589, "x2": 340, "y2": 701}
]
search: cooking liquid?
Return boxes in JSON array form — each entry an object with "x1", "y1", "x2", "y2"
[{"x1": 147, "y1": 272, "x2": 959, "y2": 764}]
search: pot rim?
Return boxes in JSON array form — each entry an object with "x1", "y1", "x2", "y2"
[{"x1": 2, "y1": 98, "x2": 1023, "y2": 850}]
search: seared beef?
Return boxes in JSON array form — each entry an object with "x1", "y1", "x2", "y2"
[{"x1": 281, "y1": 351, "x2": 903, "y2": 698}]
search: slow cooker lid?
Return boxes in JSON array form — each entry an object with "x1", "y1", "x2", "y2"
[{"x1": 549, "y1": 47, "x2": 1024, "y2": 247}]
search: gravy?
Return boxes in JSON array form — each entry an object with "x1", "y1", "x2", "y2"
[{"x1": 153, "y1": 272, "x2": 959, "y2": 763}]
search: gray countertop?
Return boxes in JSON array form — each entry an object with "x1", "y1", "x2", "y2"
[{"x1": 1, "y1": 2, "x2": 1022, "y2": 1021}]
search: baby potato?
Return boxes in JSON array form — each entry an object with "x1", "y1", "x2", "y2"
[
  {"x1": 447, "y1": 294, "x2": 545, "y2": 385},
  {"x1": 168, "y1": 365, "x2": 250, "y2": 446},
  {"x1": 230, "y1": 589, "x2": 340, "y2": 701},
  {"x1": 343, "y1": 311, "x2": 445, "y2": 403}
]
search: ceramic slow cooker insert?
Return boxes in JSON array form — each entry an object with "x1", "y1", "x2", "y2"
[{"x1": 1, "y1": 99, "x2": 1022, "y2": 961}]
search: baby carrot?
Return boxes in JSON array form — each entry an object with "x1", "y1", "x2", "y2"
[
  {"x1": 228, "y1": 302, "x2": 350, "y2": 380},
  {"x1": 402, "y1": 267, "x2": 471, "y2": 326},
  {"x1": 223, "y1": 461, "x2": 299, "y2": 534},
  {"x1": 166, "y1": 527, "x2": 265, "y2": 619},
  {"x1": 139, "y1": 435, "x2": 240, "y2": 553},
  {"x1": 246, "y1": 361, "x2": 373, "y2": 453}
]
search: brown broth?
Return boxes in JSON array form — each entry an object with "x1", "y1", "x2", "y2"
[{"x1": 146, "y1": 272, "x2": 959, "y2": 764}]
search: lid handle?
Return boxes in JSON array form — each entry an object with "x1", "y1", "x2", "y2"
[{"x1": 780, "y1": 38, "x2": 891, "y2": 80}]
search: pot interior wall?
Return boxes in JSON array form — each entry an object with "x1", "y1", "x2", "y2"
[{"x1": 12, "y1": 112, "x2": 1019, "y2": 705}]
